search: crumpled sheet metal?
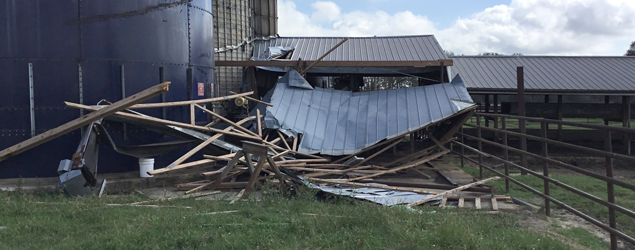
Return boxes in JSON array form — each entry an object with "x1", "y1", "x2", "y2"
[
  {"x1": 263, "y1": 74, "x2": 475, "y2": 155},
  {"x1": 303, "y1": 180, "x2": 441, "y2": 206}
]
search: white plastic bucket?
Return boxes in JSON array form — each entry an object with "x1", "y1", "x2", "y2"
[{"x1": 139, "y1": 158, "x2": 154, "y2": 178}]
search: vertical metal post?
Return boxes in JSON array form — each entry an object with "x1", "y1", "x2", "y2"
[
  {"x1": 518, "y1": 66, "x2": 528, "y2": 175},
  {"x1": 28, "y1": 63, "x2": 36, "y2": 137},
  {"x1": 159, "y1": 67, "x2": 166, "y2": 120},
  {"x1": 78, "y1": 63, "x2": 84, "y2": 117},
  {"x1": 502, "y1": 117, "x2": 510, "y2": 193},
  {"x1": 541, "y1": 122, "x2": 550, "y2": 216},
  {"x1": 605, "y1": 131, "x2": 617, "y2": 250},
  {"x1": 476, "y1": 115, "x2": 483, "y2": 179},
  {"x1": 120, "y1": 64, "x2": 127, "y2": 140}
]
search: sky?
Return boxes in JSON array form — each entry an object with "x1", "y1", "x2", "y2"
[{"x1": 277, "y1": 0, "x2": 635, "y2": 55}]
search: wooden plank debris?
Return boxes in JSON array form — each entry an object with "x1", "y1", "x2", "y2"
[
  {"x1": 406, "y1": 176, "x2": 501, "y2": 207},
  {"x1": 491, "y1": 197, "x2": 499, "y2": 211},
  {"x1": 440, "y1": 197, "x2": 448, "y2": 207},
  {"x1": 129, "y1": 91, "x2": 254, "y2": 109},
  {"x1": 0, "y1": 82, "x2": 170, "y2": 163},
  {"x1": 346, "y1": 150, "x2": 449, "y2": 182}
]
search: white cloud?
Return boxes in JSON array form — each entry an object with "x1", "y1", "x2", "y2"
[
  {"x1": 311, "y1": 1, "x2": 341, "y2": 22},
  {"x1": 278, "y1": 0, "x2": 437, "y2": 37},
  {"x1": 278, "y1": 0, "x2": 635, "y2": 55}
]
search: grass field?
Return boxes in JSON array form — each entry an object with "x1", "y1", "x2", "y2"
[
  {"x1": 451, "y1": 157, "x2": 635, "y2": 249},
  {"x1": 0, "y1": 187, "x2": 572, "y2": 250}
]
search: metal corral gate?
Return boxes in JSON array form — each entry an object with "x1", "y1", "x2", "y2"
[{"x1": 453, "y1": 112, "x2": 635, "y2": 249}]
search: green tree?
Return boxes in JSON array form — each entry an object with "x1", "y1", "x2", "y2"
[{"x1": 626, "y1": 41, "x2": 635, "y2": 56}]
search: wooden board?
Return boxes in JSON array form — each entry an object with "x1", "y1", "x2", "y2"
[
  {"x1": 0, "y1": 82, "x2": 170, "y2": 163},
  {"x1": 439, "y1": 197, "x2": 448, "y2": 207},
  {"x1": 428, "y1": 160, "x2": 475, "y2": 186}
]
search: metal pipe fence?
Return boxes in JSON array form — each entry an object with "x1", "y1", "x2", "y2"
[{"x1": 452, "y1": 112, "x2": 635, "y2": 249}]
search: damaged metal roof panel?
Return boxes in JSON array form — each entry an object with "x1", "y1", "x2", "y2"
[
  {"x1": 451, "y1": 56, "x2": 635, "y2": 93},
  {"x1": 264, "y1": 76, "x2": 474, "y2": 155},
  {"x1": 253, "y1": 36, "x2": 448, "y2": 62}
]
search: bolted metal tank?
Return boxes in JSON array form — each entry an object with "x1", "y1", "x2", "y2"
[{"x1": 0, "y1": 0, "x2": 214, "y2": 178}]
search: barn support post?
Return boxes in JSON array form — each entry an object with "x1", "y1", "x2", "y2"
[
  {"x1": 517, "y1": 66, "x2": 528, "y2": 175},
  {"x1": 604, "y1": 96, "x2": 610, "y2": 126},
  {"x1": 557, "y1": 95, "x2": 563, "y2": 140},
  {"x1": 484, "y1": 94, "x2": 490, "y2": 127},
  {"x1": 624, "y1": 96, "x2": 632, "y2": 155}
]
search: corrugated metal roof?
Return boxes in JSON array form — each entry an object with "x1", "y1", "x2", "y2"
[
  {"x1": 451, "y1": 56, "x2": 635, "y2": 93},
  {"x1": 253, "y1": 35, "x2": 448, "y2": 62},
  {"x1": 263, "y1": 73, "x2": 474, "y2": 155}
]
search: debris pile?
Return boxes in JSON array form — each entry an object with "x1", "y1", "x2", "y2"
[{"x1": 0, "y1": 72, "x2": 503, "y2": 209}]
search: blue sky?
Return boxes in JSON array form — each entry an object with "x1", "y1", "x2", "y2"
[
  {"x1": 278, "y1": 0, "x2": 635, "y2": 55},
  {"x1": 290, "y1": 0, "x2": 508, "y2": 29}
]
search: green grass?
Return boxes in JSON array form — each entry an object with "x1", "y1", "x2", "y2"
[
  {"x1": 554, "y1": 227, "x2": 606, "y2": 250},
  {"x1": 0, "y1": 188, "x2": 572, "y2": 250},
  {"x1": 450, "y1": 157, "x2": 635, "y2": 249}
]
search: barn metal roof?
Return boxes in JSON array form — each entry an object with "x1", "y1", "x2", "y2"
[
  {"x1": 262, "y1": 71, "x2": 474, "y2": 155},
  {"x1": 451, "y1": 56, "x2": 635, "y2": 94},
  {"x1": 253, "y1": 35, "x2": 448, "y2": 62}
]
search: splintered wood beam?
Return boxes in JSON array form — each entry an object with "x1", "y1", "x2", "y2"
[
  {"x1": 65, "y1": 103, "x2": 261, "y2": 141},
  {"x1": 129, "y1": 91, "x2": 254, "y2": 109},
  {"x1": 425, "y1": 130, "x2": 447, "y2": 151},
  {"x1": 302, "y1": 165, "x2": 376, "y2": 178},
  {"x1": 0, "y1": 82, "x2": 170, "y2": 163},
  {"x1": 277, "y1": 130, "x2": 292, "y2": 150},
  {"x1": 149, "y1": 159, "x2": 215, "y2": 175},
  {"x1": 300, "y1": 38, "x2": 349, "y2": 75},
  {"x1": 382, "y1": 138, "x2": 453, "y2": 168},
  {"x1": 352, "y1": 137, "x2": 404, "y2": 167},
  {"x1": 256, "y1": 109, "x2": 262, "y2": 137},
  {"x1": 406, "y1": 176, "x2": 500, "y2": 207},
  {"x1": 333, "y1": 137, "x2": 403, "y2": 164},
  {"x1": 346, "y1": 150, "x2": 450, "y2": 182},
  {"x1": 146, "y1": 116, "x2": 257, "y2": 175},
  {"x1": 194, "y1": 103, "x2": 261, "y2": 138},
  {"x1": 190, "y1": 104, "x2": 196, "y2": 125}
]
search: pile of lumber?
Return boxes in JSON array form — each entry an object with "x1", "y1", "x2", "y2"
[{"x1": 0, "y1": 82, "x2": 495, "y2": 207}]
